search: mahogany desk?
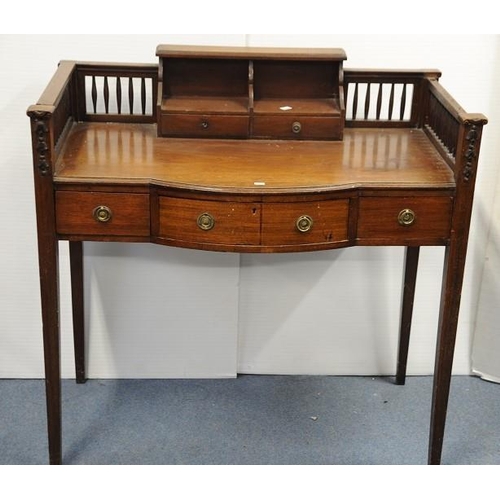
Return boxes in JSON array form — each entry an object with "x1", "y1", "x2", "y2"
[{"x1": 27, "y1": 46, "x2": 487, "y2": 464}]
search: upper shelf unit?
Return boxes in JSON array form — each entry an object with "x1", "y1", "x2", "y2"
[{"x1": 156, "y1": 45, "x2": 347, "y2": 140}]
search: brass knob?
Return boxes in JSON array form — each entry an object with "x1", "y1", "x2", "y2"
[
  {"x1": 197, "y1": 212, "x2": 215, "y2": 231},
  {"x1": 398, "y1": 209, "x2": 416, "y2": 226},
  {"x1": 296, "y1": 215, "x2": 313, "y2": 233},
  {"x1": 200, "y1": 120, "x2": 209, "y2": 130},
  {"x1": 93, "y1": 205, "x2": 112, "y2": 223},
  {"x1": 292, "y1": 121, "x2": 302, "y2": 134}
]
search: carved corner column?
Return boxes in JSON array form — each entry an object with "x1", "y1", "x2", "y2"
[
  {"x1": 27, "y1": 106, "x2": 62, "y2": 465},
  {"x1": 428, "y1": 116, "x2": 487, "y2": 465}
]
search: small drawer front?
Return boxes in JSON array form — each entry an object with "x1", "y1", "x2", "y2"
[
  {"x1": 357, "y1": 196, "x2": 453, "y2": 243},
  {"x1": 160, "y1": 113, "x2": 249, "y2": 138},
  {"x1": 261, "y1": 200, "x2": 349, "y2": 247},
  {"x1": 56, "y1": 192, "x2": 150, "y2": 236},
  {"x1": 253, "y1": 116, "x2": 342, "y2": 140},
  {"x1": 159, "y1": 197, "x2": 261, "y2": 246}
]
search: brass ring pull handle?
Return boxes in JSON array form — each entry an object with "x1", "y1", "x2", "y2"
[
  {"x1": 292, "y1": 121, "x2": 302, "y2": 134},
  {"x1": 296, "y1": 215, "x2": 313, "y2": 233},
  {"x1": 93, "y1": 205, "x2": 112, "y2": 223},
  {"x1": 197, "y1": 212, "x2": 215, "y2": 231},
  {"x1": 398, "y1": 208, "x2": 416, "y2": 226}
]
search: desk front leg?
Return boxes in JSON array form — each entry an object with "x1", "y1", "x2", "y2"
[
  {"x1": 30, "y1": 112, "x2": 63, "y2": 465},
  {"x1": 37, "y1": 234, "x2": 62, "y2": 465},
  {"x1": 428, "y1": 239, "x2": 466, "y2": 465},
  {"x1": 428, "y1": 118, "x2": 486, "y2": 464}
]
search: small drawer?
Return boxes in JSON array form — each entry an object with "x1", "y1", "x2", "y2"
[
  {"x1": 357, "y1": 196, "x2": 453, "y2": 243},
  {"x1": 252, "y1": 116, "x2": 342, "y2": 140},
  {"x1": 56, "y1": 191, "x2": 150, "y2": 236},
  {"x1": 261, "y1": 200, "x2": 349, "y2": 247},
  {"x1": 160, "y1": 113, "x2": 249, "y2": 138},
  {"x1": 158, "y1": 197, "x2": 261, "y2": 246}
]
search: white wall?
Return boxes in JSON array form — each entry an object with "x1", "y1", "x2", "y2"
[
  {"x1": 1, "y1": 34, "x2": 498, "y2": 379},
  {"x1": 471, "y1": 37, "x2": 500, "y2": 382}
]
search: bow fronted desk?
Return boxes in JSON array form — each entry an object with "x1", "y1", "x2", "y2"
[{"x1": 27, "y1": 46, "x2": 487, "y2": 464}]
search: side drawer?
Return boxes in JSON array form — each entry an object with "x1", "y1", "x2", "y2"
[
  {"x1": 160, "y1": 113, "x2": 249, "y2": 138},
  {"x1": 261, "y1": 199, "x2": 349, "y2": 247},
  {"x1": 252, "y1": 116, "x2": 342, "y2": 140},
  {"x1": 357, "y1": 196, "x2": 453, "y2": 243},
  {"x1": 56, "y1": 191, "x2": 150, "y2": 236},
  {"x1": 158, "y1": 197, "x2": 261, "y2": 246}
]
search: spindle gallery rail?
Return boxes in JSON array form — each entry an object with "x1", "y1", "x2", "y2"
[
  {"x1": 347, "y1": 81, "x2": 414, "y2": 122},
  {"x1": 35, "y1": 63, "x2": 465, "y2": 177},
  {"x1": 422, "y1": 79, "x2": 474, "y2": 169},
  {"x1": 343, "y1": 69, "x2": 466, "y2": 173},
  {"x1": 77, "y1": 64, "x2": 158, "y2": 123},
  {"x1": 33, "y1": 62, "x2": 158, "y2": 161},
  {"x1": 87, "y1": 75, "x2": 151, "y2": 116},
  {"x1": 343, "y1": 69, "x2": 440, "y2": 127}
]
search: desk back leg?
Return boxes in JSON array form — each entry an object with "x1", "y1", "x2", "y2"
[
  {"x1": 396, "y1": 246, "x2": 420, "y2": 385},
  {"x1": 69, "y1": 241, "x2": 86, "y2": 384}
]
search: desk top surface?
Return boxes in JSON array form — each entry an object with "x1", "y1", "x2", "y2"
[{"x1": 55, "y1": 123, "x2": 455, "y2": 194}]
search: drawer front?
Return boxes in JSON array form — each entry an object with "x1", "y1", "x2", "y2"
[
  {"x1": 160, "y1": 113, "x2": 249, "y2": 138},
  {"x1": 357, "y1": 196, "x2": 453, "y2": 243},
  {"x1": 56, "y1": 192, "x2": 150, "y2": 236},
  {"x1": 253, "y1": 116, "x2": 342, "y2": 140},
  {"x1": 158, "y1": 197, "x2": 261, "y2": 246},
  {"x1": 261, "y1": 200, "x2": 349, "y2": 247}
]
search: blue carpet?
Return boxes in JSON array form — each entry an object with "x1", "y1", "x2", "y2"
[{"x1": 1, "y1": 375, "x2": 499, "y2": 465}]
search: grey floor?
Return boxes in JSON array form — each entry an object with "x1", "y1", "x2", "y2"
[{"x1": 1, "y1": 375, "x2": 499, "y2": 465}]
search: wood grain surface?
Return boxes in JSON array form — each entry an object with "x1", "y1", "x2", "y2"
[{"x1": 55, "y1": 123, "x2": 455, "y2": 193}]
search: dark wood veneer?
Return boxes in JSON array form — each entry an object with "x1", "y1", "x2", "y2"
[
  {"x1": 157, "y1": 46, "x2": 346, "y2": 140},
  {"x1": 55, "y1": 191, "x2": 150, "y2": 237},
  {"x1": 27, "y1": 45, "x2": 487, "y2": 465}
]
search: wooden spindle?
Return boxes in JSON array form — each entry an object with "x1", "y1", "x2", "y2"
[
  {"x1": 141, "y1": 78, "x2": 146, "y2": 115},
  {"x1": 388, "y1": 83, "x2": 395, "y2": 120},
  {"x1": 91, "y1": 76, "x2": 97, "y2": 114},
  {"x1": 116, "y1": 77, "x2": 122, "y2": 114},
  {"x1": 427, "y1": 93, "x2": 458, "y2": 159},
  {"x1": 248, "y1": 60, "x2": 255, "y2": 113},
  {"x1": 445, "y1": 113, "x2": 451, "y2": 154},
  {"x1": 129, "y1": 77, "x2": 134, "y2": 114},
  {"x1": 364, "y1": 83, "x2": 371, "y2": 120},
  {"x1": 344, "y1": 82, "x2": 349, "y2": 113},
  {"x1": 436, "y1": 98, "x2": 445, "y2": 145},
  {"x1": 103, "y1": 76, "x2": 109, "y2": 114},
  {"x1": 376, "y1": 84, "x2": 383, "y2": 120},
  {"x1": 442, "y1": 107, "x2": 449, "y2": 150},
  {"x1": 447, "y1": 112, "x2": 456, "y2": 156},
  {"x1": 352, "y1": 83, "x2": 359, "y2": 120},
  {"x1": 400, "y1": 83, "x2": 407, "y2": 120},
  {"x1": 429, "y1": 94, "x2": 437, "y2": 132},
  {"x1": 451, "y1": 116, "x2": 458, "y2": 156}
]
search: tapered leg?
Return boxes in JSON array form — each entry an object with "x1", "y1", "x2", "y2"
[
  {"x1": 69, "y1": 241, "x2": 86, "y2": 384},
  {"x1": 396, "y1": 246, "x2": 420, "y2": 385},
  {"x1": 38, "y1": 236, "x2": 62, "y2": 465},
  {"x1": 30, "y1": 112, "x2": 63, "y2": 464},
  {"x1": 428, "y1": 242, "x2": 466, "y2": 465}
]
